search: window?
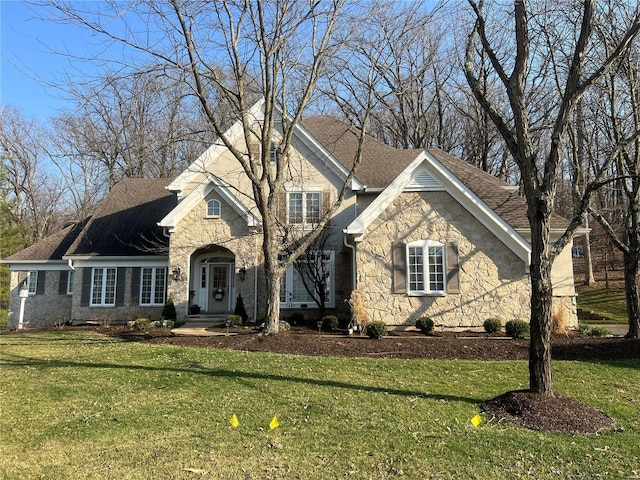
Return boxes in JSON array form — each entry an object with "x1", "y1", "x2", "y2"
[
  {"x1": 67, "y1": 271, "x2": 74, "y2": 295},
  {"x1": 270, "y1": 141, "x2": 280, "y2": 163},
  {"x1": 140, "y1": 267, "x2": 166, "y2": 306},
  {"x1": 27, "y1": 271, "x2": 38, "y2": 295},
  {"x1": 91, "y1": 268, "x2": 117, "y2": 306},
  {"x1": 288, "y1": 191, "x2": 321, "y2": 225},
  {"x1": 206, "y1": 199, "x2": 221, "y2": 218},
  {"x1": 407, "y1": 241, "x2": 445, "y2": 294},
  {"x1": 279, "y1": 251, "x2": 334, "y2": 308}
]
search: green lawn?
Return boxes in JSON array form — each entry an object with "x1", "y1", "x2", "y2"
[
  {"x1": 576, "y1": 283, "x2": 628, "y2": 324},
  {"x1": 1, "y1": 331, "x2": 639, "y2": 479}
]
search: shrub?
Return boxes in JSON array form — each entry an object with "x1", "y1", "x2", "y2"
[
  {"x1": 162, "y1": 320, "x2": 175, "y2": 328},
  {"x1": 366, "y1": 321, "x2": 387, "y2": 339},
  {"x1": 348, "y1": 290, "x2": 370, "y2": 334},
  {"x1": 234, "y1": 294, "x2": 248, "y2": 323},
  {"x1": 483, "y1": 318, "x2": 502, "y2": 333},
  {"x1": 505, "y1": 319, "x2": 529, "y2": 339},
  {"x1": 588, "y1": 326, "x2": 610, "y2": 337},
  {"x1": 552, "y1": 307, "x2": 569, "y2": 335},
  {"x1": 416, "y1": 317, "x2": 434, "y2": 334},
  {"x1": 322, "y1": 315, "x2": 339, "y2": 331},
  {"x1": 279, "y1": 320, "x2": 291, "y2": 331},
  {"x1": 578, "y1": 322, "x2": 591, "y2": 335},
  {"x1": 150, "y1": 320, "x2": 163, "y2": 328},
  {"x1": 128, "y1": 318, "x2": 151, "y2": 331},
  {"x1": 227, "y1": 314, "x2": 243, "y2": 326},
  {"x1": 162, "y1": 298, "x2": 177, "y2": 321},
  {"x1": 256, "y1": 314, "x2": 266, "y2": 324}
]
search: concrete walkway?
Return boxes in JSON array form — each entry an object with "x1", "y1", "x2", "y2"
[
  {"x1": 593, "y1": 324, "x2": 629, "y2": 336},
  {"x1": 171, "y1": 322, "x2": 233, "y2": 337}
]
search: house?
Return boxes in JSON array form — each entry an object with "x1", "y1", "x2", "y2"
[{"x1": 3, "y1": 101, "x2": 582, "y2": 329}]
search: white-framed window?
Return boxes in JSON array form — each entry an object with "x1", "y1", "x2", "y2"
[
  {"x1": 67, "y1": 271, "x2": 74, "y2": 295},
  {"x1": 140, "y1": 267, "x2": 166, "y2": 306},
  {"x1": 279, "y1": 250, "x2": 334, "y2": 308},
  {"x1": 270, "y1": 141, "x2": 280, "y2": 163},
  {"x1": 27, "y1": 271, "x2": 38, "y2": 295},
  {"x1": 206, "y1": 199, "x2": 221, "y2": 218},
  {"x1": 288, "y1": 190, "x2": 321, "y2": 225},
  {"x1": 407, "y1": 240, "x2": 445, "y2": 294},
  {"x1": 90, "y1": 267, "x2": 117, "y2": 306}
]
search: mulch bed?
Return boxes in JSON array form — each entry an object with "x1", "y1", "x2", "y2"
[
  {"x1": 100, "y1": 324, "x2": 640, "y2": 362},
  {"x1": 9, "y1": 324, "x2": 640, "y2": 435}
]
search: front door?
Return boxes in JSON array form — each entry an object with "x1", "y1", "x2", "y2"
[{"x1": 209, "y1": 264, "x2": 231, "y2": 313}]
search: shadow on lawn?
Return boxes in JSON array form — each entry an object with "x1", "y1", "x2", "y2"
[{"x1": 0, "y1": 351, "x2": 481, "y2": 405}]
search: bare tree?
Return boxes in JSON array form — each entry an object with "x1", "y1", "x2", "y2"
[
  {"x1": 465, "y1": 0, "x2": 640, "y2": 394},
  {"x1": 0, "y1": 105, "x2": 67, "y2": 241},
  {"x1": 354, "y1": 1, "x2": 454, "y2": 150},
  {"x1": 283, "y1": 224, "x2": 333, "y2": 313},
  {"x1": 43, "y1": 0, "x2": 377, "y2": 333},
  {"x1": 584, "y1": 28, "x2": 640, "y2": 338}
]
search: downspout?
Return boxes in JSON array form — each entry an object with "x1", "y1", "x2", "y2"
[
  {"x1": 254, "y1": 232, "x2": 258, "y2": 323},
  {"x1": 343, "y1": 232, "x2": 357, "y2": 291},
  {"x1": 67, "y1": 258, "x2": 75, "y2": 271}
]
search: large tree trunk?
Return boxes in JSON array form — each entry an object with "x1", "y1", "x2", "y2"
[
  {"x1": 261, "y1": 213, "x2": 282, "y2": 335},
  {"x1": 528, "y1": 210, "x2": 554, "y2": 395},
  {"x1": 623, "y1": 248, "x2": 640, "y2": 338}
]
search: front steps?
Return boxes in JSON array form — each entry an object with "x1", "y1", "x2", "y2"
[{"x1": 185, "y1": 313, "x2": 228, "y2": 326}]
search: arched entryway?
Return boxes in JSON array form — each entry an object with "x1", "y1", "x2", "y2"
[{"x1": 191, "y1": 245, "x2": 235, "y2": 314}]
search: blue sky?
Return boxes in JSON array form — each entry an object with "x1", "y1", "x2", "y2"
[{"x1": 1, "y1": 1, "x2": 106, "y2": 121}]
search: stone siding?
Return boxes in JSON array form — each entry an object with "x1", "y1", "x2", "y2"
[
  {"x1": 356, "y1": 192, "x2": 533, "y2": 327},
  {"x1": 168, "y1": 190, "x2": 262, "y2": 321}
]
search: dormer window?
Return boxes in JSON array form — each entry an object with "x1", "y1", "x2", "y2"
[
  {"x1": 270, "y1": 141, "x2": 280, "y2": 163},
  {"x1": 206, "y1": 199, "x2": 221, "y2": 218}
]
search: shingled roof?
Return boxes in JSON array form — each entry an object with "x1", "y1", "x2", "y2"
[
  {"x1": 428, "y1": 148, "x2": 569, "y2": 231},
  {"x1": 66, "y1": 178, "x2": 176, "y2": 257},
  {"x1": 303, "y1": 115, "x2": 568, "y2": 233},
  {"x1": 302, "y1": 116, "x2": 421, "y2": 189},
  {"x1": 3, "y1": 219, "x2": 88, "y2": 262},
  {"x1": 5, "y1": 178, "x2": 177, "y2": 263}
]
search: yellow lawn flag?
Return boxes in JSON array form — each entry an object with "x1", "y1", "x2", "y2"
[
  {"x1": 269, "y1": 416, "x2": 280, "y2": 429},
  {"x1": 471, "y1": 414, "x2": 482, "y2": 427},
  {"x1": 230, "y1": 414, "x2": 239, "y2": 428}
]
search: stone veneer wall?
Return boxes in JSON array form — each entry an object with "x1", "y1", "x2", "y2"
[
  {"x1": 167, "y1": 190, "x2": 263, "y2": 321},
  {"x1": 8, "y1": 271, "x2": 73, "y2": 329},
  {"x1": 356, "y1": 191, "x2": 533, "y2": 327}
]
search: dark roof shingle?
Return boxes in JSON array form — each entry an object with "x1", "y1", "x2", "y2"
[
  {"x1": 67, "y1": 178, "x2": 176, "y2": 257},
  {"x1": 302, "y1": 116, "x2": 421, "y2": 189}
]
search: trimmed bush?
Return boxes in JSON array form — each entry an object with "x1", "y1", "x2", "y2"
[
  {"x1": 483, "y1": 318, "x2": 502, "y2": 333},
  {"x1": 505, "y1": 319, "x2": 529, "y2": 338},
  {"x1": 322, "y1": 315, "x2": 339, "y2": 331},
  {"x1": 366, "y1": 321, "x2": 387, "y2": 339},
  {"x1": 227, "y1": 314, "x2": 242, "y2": 326},
  {"x1": 416, "y1": 317, "x2": 434, "y2": 334},
  {"x1": 234, "y1": 294, "x2": 248, "y2": 323},
  {"x1": 162, "y1": 298, "x2": 177, "y2": 321}
]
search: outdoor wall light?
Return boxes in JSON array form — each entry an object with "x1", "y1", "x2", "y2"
[
  {"x1": 238, "y1": 266, "x2": 247, "y2": 281},
  {"x1": 172, "y1": 265, "x2": 182, "y2": 281}
]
